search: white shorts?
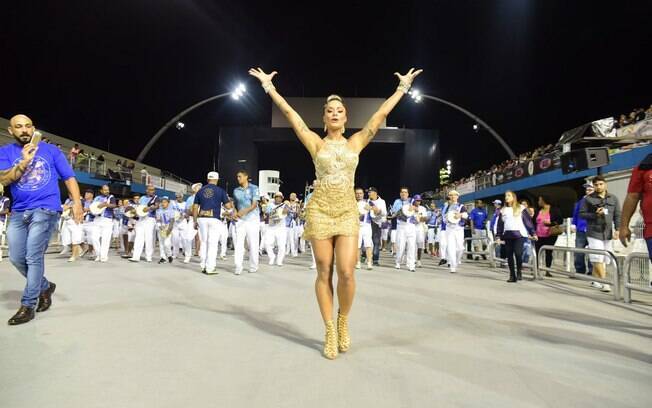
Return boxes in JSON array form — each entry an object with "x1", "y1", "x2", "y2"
[
  {"x1": 390, "y1": 229, "x2": 397, "y2": 244},
  {"x1": 435, "y1": 230, "x2": 444, "y2": 244},
  {"x1": 587, "y1": 237, "x2": 613, "y2": 264},
  {"x1": 427, "y1": 228, "x2": 436, "y2": 244},
  {"x1": 381, "y1": 228, "x2": 389, "y2": 241},
  {"x1": 358, "y1": 223, "x2": 373, "y2": 249}
]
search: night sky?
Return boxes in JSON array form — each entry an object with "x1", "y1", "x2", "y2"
[{"x1": 3, "y1": 0, "x2": 650, "y2": 195}]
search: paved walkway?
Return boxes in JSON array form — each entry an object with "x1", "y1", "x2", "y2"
[{"x1": 1, "y1": 252, "x2": 650, "y2": 408}]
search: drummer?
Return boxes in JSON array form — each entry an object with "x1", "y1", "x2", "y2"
[
  {"x1": 355, "y1": 187, "x2": 374, "y2": 270},
  {"x1": 442, "y1": 190, "x2": 468, "y2": 274},
  {"x1": 156, "y1": 196, "x2": 175, "y2": 264},
  {"x1": 391, "y1": 187, "x2": 418, "y2": 272}
]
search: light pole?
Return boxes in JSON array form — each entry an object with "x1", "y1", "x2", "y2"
[
  {"x1": 136, "y1": 84, "x2": 247, "y2": 162},
  {"x1": 409, "y1": 90, "x2": 516, "y2": 159}
]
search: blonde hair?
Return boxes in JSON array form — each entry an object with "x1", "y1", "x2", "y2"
[
  {"x1": 324, "y1": 94, "x2": 346, "y2": 134},
  {"x1": 504, "y1": 190, "x2": 520, "y2": 216}
]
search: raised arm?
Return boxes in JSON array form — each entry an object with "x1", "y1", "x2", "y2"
[
  {"x1": 348, "y1": 68, "x2": 423, "y2": 153},
  {"x1": 249, "y1": 68, "x2": 323, "y2": 157}
]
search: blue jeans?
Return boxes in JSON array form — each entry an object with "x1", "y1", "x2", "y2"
[
  {"x1": 522, "y1": 238, "x2": 532, "y2": 264},
  {"x1": 574, "y1": 231, "x2": 593, "y2": 275},
  {"x1": 7, "y1": 209, "x2": 60, "y2": 307}
]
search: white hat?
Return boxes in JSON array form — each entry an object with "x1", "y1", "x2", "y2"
[
  {"x1": 493, "y1": 199, "x2": 502, "y2": 205},
  {"x1": 207, "y1": 171, "x2": 219, "y2": 180},
  {"x1": 191, "y1": 183, "x2": 202, "y2": 192}
]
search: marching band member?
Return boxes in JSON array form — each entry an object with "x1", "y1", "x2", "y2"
[
  {"x1": 412, "y1": 195, "x2": 429, "y2": 267},
  {"x1": 442, "y1": 190, "x2": 468, "y2": 273},
  {"x1": 437, "y1": 196, "x2": 450, "y2": 266},
  {"x1": 112, "y1": 199, "x2": 123, "y2": 250},
  {"x1": 391, "y1": 187, "x2": 417, "y2": 272},
  {"x1": 304, "y1": 181, "x2": 317, "y2": 269},
  {"x1": 217, "y1": 200, "x2": 235, "y2": 260},
  {"x1": 389, "y1": 212, "x2": 398, "y2": 256},
  {"x1": 286, "y1": 192, "x2": 301, "y2": 257},
  {"x1": 80, "y1": 189, "x2": 99, "y2": 259},
  {"x1": 156, "y1": 196, "x2": 175, "y2": 264},
  {"x1": 366, "y1": 187, "x2": 387, "y2": 266},
  {"x1": 59, "y1": 196, "x2": 83, "y2": 261},
  {"x1": 265, "y1": 192, "x2": 289, "y2": 266},
  {"x1": 129, "y1": 184, "x2": 159, "y2": 263},
  {"x1": 170, "y1": 192, "x2": 187, "y2": 259},
  {"x1": 259, "y1": 195, "x2": 269, "y2": 256},
  {"x1": 91, "y1": 184, "x2": 117, "y2": 262},
  {"x1": 185, "y1": 183, "x2": 202, "y2": 260},
  {"x1": 120, "y1": 194, "x2": 140, "y2": 258},
  {"x1": 296, "y1": 202, "x2": 307, "y2": 254},
  {"x1": 355, "y1": 187, "x2": 374, "y2": 270},
  {"x1": 426, "y1": 203, "x2": 439, "y2": 257},
  {"x1": 193, "y1": 172, "x2": 229, "y2": 274},
  {"x1": 0, "y1": 185, "x2": 10, "y2": 261},
  {"x1": 232, "y1": 170, "x2": 260, "y2": 275},
  {"x1": 380, "y1": 220, "x2": 390, "y2": 252}
]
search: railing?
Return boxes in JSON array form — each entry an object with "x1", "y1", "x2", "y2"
[
  {"x1": 489, "y1": 239, "x2": 540, "y2": 279},
  {"x1": 463, "y1": 237, "x2": 492, "y2": 259},
  {"x1": 623, "y1": 252, "x2": 652, "y2": 303},
  {"x1": 537, "y1": 245, "x2": 621, "y2": 300}
]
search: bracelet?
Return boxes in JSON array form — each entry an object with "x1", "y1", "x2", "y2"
[
  {"x1": 262, "y1": 82, "x2": 276, "y2": 94},
  {"x1": 396, "y1": 81, "x2": 411, "y2": 94}
]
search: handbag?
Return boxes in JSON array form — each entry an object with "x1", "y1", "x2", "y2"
[{"x1": 549, "y1": 224, "x2": 563, "y2": 236}]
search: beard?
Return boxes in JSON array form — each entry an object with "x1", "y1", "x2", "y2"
[{"x1": 14, "y1": 133, "x2": 31, "y2": 145}]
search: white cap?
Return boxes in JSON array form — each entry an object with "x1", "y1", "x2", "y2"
[
  {"x1": 493, "y1": 199, "x2": 502, "y2": 205},
  {"x1": 191, "y1": 183, "x2": 202, "y2": 192},
  {"x1": 207, "y1": 172, "x2": 219, "y2": 180}
]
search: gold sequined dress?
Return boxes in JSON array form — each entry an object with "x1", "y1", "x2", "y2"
[{"x1": 303, "y1": 138, "x2": 359, "y2": 240}]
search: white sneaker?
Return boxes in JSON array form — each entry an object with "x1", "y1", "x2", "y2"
[
  {"x1": 355, "y1": 262, "x2": 361, "y2": 269},
  {"x1": 234, "y1": 270, "x2": 242, "y2": 275},
  {"x1": 395, "y1": 263, "x2": 401, "y2": 269},
  {"x1": 416, "y1": 260, "x2": 422, "y2": 268},
  {"x1": 268, "y1": 260, "x2": 275, "y2": 266},
  {"x1": 220, "y1": 255, "x2": 227, "y2": 261},
  {"x1": 94, "y1": 256, "x2": 100, "y2": 262},
  {"x1": 450, "y1": 268, "x2": 456, "y2": 273},
  {"x1": 367, "y1": 263, "x2": 373, "y2": 270},
  {"x1": 601, "y1": 284, "x2": 612, "y2": 293},
  {"x1": 184, "y1": 257, "x2": 191, "y2": 264},
  {"x1": 309, "y1": 263, "x2": 317, "y2": 269},
  {"x1": 276, "y1": 262, "x2": 284, "y2": 267},
  {"x1": 59, "y1": 247, "x2": 70, "y2": 256},
  {"x1": 590, "y1": 281, "x2": 604, "y2": 290}
]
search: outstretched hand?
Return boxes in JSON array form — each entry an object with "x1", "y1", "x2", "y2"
[
  {"x1": 248, "y1": 67, "x2": 278, "y2": 85},
  {"x1": 394, "y1": 68, "x2": 423, "y2": 86}
]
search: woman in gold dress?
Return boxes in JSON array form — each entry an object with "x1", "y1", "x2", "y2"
[{"x1": 249, "y1": 67, "x2": 422, "y2": 359}]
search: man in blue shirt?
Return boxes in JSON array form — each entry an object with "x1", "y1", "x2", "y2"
[
  {"x1": 183, "y1": 182, "x2": 202, "y2": 262},
  {"x1": 469, "y1": 199, "x2": 489, "y2": 260},
  {"x1": 232, "y1": 170, "x2": 260, "y2": 275},
  {"x1": 92, "y1": 184, "x2": 117, "y2": 262},
  {"x1": 193, "y1": 172, "x2": 229, "y2": 274},
  {"x1": 572, "y1": 182, "x2": 594, "y2": 275},
  {"x1": 0, "y1": 114, "x2": 82, "y2": 325},
  {"x1": 391, "y1": 187, "x2": 417, "y2": 271}
]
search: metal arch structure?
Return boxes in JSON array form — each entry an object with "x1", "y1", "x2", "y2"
[
  {"x1": 420, "y1": 94, "x2": 516, "y2": 159},
  {"x1": 136, "y1": 92, "x2": 231, "y2": 163}
]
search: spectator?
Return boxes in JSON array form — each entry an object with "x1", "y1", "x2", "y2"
[
  {"x1": 534, "y1": 194, "x2": 563, "y2": 276},
  {"x1": 69, "y1": 143, "x2": 80, "y2": 165},
  {"x1": 496, "y1": 191, "x2": 536, "y2": 282},
  {"x1": 572, "y1": 183, "x2": 595, "y2": 275},
  {"x1": 620, "y1": 153, "x2": 652, "y2": 261},
  {"x1": 635, "y1": 108, "x2": 646, "y2": 122},
  {"x1": 97, "y1": 153, "x2": 105, "y2": 162},
  {"x1": 56, "y1": 143, "x2": 62, "y2": 150},
  {"x1": 580, "y1": 175, "x2": 621, "y2": 293},
  {"x1": 140, "y1": 167, "x2": 149, "y2": 184},
  {"x1": 469, "y1": 199, "x2": 488, "y2": 260}
]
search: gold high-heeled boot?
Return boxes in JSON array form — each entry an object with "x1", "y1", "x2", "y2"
[
  {"x1": 337, "y1": 312, "x2": 350, "y2": 352},
  {"x1": 323, "y1": 320, "x2": 338, "y2": 360}
]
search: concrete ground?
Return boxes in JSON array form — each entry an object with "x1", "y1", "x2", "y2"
[{"x1": 0, "y1": 250, "x2": 651, "y2": 408}]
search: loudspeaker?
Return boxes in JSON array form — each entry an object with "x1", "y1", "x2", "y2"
[
  {"x1": 561, "y1": 147, "x2": 610, "y2": 174},
  {"x1": 109, "y1": 183, "x2": 131, "y2": 197}
]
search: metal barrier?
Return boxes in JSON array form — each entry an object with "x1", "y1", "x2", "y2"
[
  {"x1": 489, "y1": 239, "x2": 540, "y2": 279},
  {"x1": 463, "y1": 237, "x2": 492, "y2": 259},
  {"x1": 623, "y1": 252, "x2": 652, "y2": 303},
  {"x1": 537, "y1": 245, "x2": 621, "y2": 300}
]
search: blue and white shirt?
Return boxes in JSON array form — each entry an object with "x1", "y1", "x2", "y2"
[
  {"x1": 391, "y1": 198, "x2": 417, "y2": 225},
  {"x1": 139, "y1": 195, "x2": 159, "y2": 218},
  {"x1": 0, "y1": 196, "x2": 10, "y2": 222},
  {"x1": 92, "y1": 194, "x2": 116, "y2": 218},
  {"x1": 233, "y1": 183, "x2": 260, "y2": 222}
]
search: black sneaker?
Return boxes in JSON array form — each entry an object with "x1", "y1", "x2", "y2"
[
  {"x1": 438, "y1": 259, "x2": 447, "y2": 266},
  {"x1": 158, "y1": 258, "x2": 167, "y2": 264},
  {"x1": 168, "y1": 256, "x2": 173, "y2": 263}
]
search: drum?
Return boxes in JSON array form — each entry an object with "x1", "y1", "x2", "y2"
[
  {"x1": 135, "y1": 205, "x2": 149, "y2": 218},
  {"x1": 89, "y1": 202, "x2": 105, "y2": 216},
  {"x1": 61, "y1": 207, "x2": 72, "y2": 219},
  {"x1": 446, "y1": 211, "x2": 460, "y2": 224},
  {"x1": 401, "y1": 204, "x2": 415, "y2": 218}
]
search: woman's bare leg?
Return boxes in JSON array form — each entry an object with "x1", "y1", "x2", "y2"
[
  {"x1": 334, "y1": 235, "x2": 358, "y2": 315},
  {"x1": 312, "y1": 238, "x2": 335, "y2": 322}
]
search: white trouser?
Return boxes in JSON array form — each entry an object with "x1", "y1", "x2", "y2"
[
  {"x1": 358, "y1": 223, "x2": 373, "y2": 249},
  {"x1": 235, "y1": 218, "x2": 260, "y2": 273},
  {"x1": 83, "y1": 222, "x2": 99, "y2": 250},
  {"x1": 132, "y1": 217, "x2": 156, "y2": 261},
  {"x1": 217, "y1": 220, "x2": 228, "y2": 257},
  {"x1": 181, "y1": 220, "x2": 198, "y2": 260},
  {"x1": 381, "y1": 228, "x2": 389, "y2": 241},
  {"x1": 427, "y1": 227, "x2": 436, "y2": 245},
  {"x1": 158, "y1": 227, "x2": 173, "y2": 259},
  {"x1": 438, "y1": 229, "x2": 447, "y2": 258},
  {"x1": 390, "y1": 229, "x2": 397, "y2": 244},
  {"x1": 198, "y1": 217, "x2": 221, "y2": 272},
  {"x1": 446, "y1": 226, "x2": 465, "y2": 270},
  {"x1": 61, "y1": 219, "x2": 83, "y2": 245},
  {"x1": 396, "y1": 222, "x2": 417, "y2": 269},
  {"x1": 286, "y1": 224, "x2": 298, "y2": 256},
  {"x1": 416, "y1": 224, "x2": 427, "y2": 249},
  {"x1": 94, "y1": 217, "x2": 114, "y2": 261},
  {"x1": 266, "y1": 225, "x2": 287, "y2": 265},
  {"x1": 112, "y1": 219, "x2": 121, "y2": 239},
  {"x1": 296, "y1": 223, "x2": 306, "y2": 253},
  {"x1": 171, "y1": 224, "x2": 184, "y2": 258},
  {"x1": 259, "y1": 223, "x2": 268, "y2": 253}
]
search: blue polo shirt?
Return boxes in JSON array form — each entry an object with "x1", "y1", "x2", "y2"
[
  {"x1": 0, "y1": 142, "x2": 75, "y2": 212},
  {"x1": 233, "y1": 183, "x2": 260, "y2": 222},
  {"x1": 194, "y1": 184, "x2": 229, "y2": 219},
  {"x1": 469, "y1": 207, "x2": 488, "y2": 230}
]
